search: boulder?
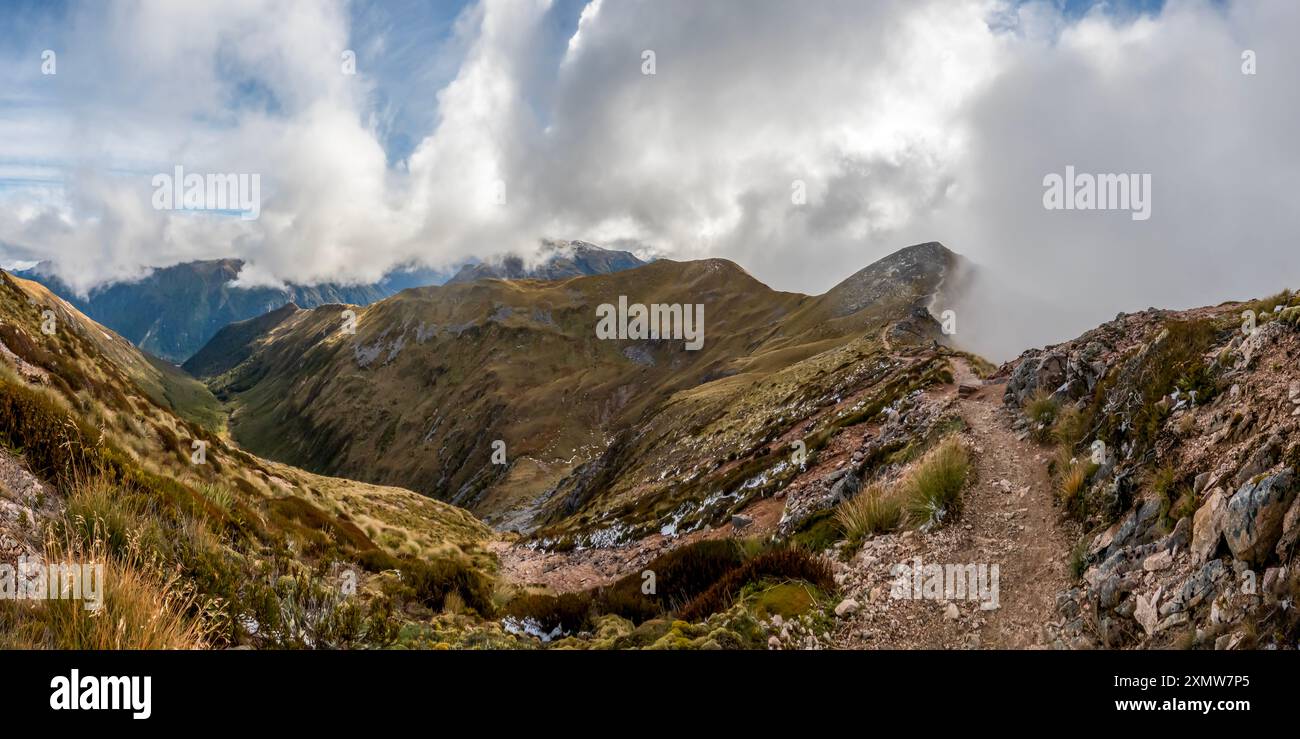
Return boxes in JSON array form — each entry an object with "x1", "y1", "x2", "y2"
[
  {"x1": 1165, "y1": 516, "x2": 1192, "y2": 552},
  {"x1": 834, "y1": 598, "x2": 860, "y2": 618},
  {"x1": 828, "y1": 471, "x2": 861, "y2": 504},
  {"x1": 1134, "y1": 589, "x2": 1160, "y2": 636},
  {"x1": 1004, "y1": 351, "x2": 1068, "y2": 406},
  {"x1": 1191, "y1": 488, "x2": 1229, "y2": 563},
  {"x1": 1224, "y1": 469, "x2": 1297, "y2": 566},
  {"x1": 1169, "y1": 559, "x2": 1227, "y2": 614}
]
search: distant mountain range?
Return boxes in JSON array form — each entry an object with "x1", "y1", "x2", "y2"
[
  {"x1": 19, "y1": 241, "x2": 645, "y2": 363},
  {"x1": 19, "y1": 259, "x2": 398, "y2": 363},
  {"x1": 446, "y1": 240, "x2": 645, "y2": 284}
]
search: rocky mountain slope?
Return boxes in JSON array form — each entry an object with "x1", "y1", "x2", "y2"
[
  {"x1": 999, "y1": 296, "x2": 1300, "y2": 649},
  {"x1": 476, "y1": 281, "x2": 1299, "y2": 652},
  {"x1": 7, "y1": 235, "x2": 1296, "y2": 652}
]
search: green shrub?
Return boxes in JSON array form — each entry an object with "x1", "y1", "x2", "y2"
[
  {"x1": 677, "y1": 547, "x2": 834, "y2": 622},
  {"x1": 246, "y1": 571, "x2": 400, "y2": 649},
  {"x1": 392, "y1": 556, "x2": 495, "y2": 616},
  {"x1": 0, "y1": 378, "x2": 101, "y2": 491},
  {"x1": 789, "y1": 509, "x2": 841, "y2": 553}
]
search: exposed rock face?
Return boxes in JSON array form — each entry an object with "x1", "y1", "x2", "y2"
[
  {"x1": 1007, "y1": 294, "x2": 1300, "y2": 650},
  {"x1": 1003, "y1": 342, "x2": 1106, "y2": 406},
  {"x1": 1223, "y1": 469, "x2": 1297, "y2": 567},
  {"x1": 446, "y1": 240, "x2": 645, "y2": 284},
  {"x1": 1191, "y1": 488, "x2": 1229, "y2": 563}
]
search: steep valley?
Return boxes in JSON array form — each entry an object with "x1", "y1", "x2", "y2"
[{"x1": 2, "y1": 241, "x2": 1298, "y2": 651}]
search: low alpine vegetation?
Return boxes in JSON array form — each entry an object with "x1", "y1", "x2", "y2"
[
  {"x1": 902, "y1": 436, "x2": 971, "y2": 528},
  {"x1": 834, "y1": 481, "x2": 903, "y2": 543},
  {"x1": 1023, "y1": 388, "x2": 1060, "y2": 442}
]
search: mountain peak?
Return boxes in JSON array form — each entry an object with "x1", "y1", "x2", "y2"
[{"x1": 819, "y1": 241, "x2": 957, "y2": 318}]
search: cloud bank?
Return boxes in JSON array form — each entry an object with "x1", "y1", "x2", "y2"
[{"x1": 0, "y1": 0, "x2": 1296, "y2": 358}]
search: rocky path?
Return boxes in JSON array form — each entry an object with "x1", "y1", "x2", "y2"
[
  {"x1": 830, "y1": 359, "x2": 1076, "y2": 649},
  {"x1": 941, "y1": 374, "x2": 1074, "y2": 647}
]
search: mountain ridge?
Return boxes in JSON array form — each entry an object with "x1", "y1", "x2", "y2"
[{"x1": 191, "y1": 243, "x2": 957, "y2": 538}]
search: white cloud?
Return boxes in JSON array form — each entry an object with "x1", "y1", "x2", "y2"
[{"x1": 0, "y1": 0, "x2": 1297, "y2": 359}]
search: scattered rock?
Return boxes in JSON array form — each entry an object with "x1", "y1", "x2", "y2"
[
  {"x1": 834, "y1": 598, "x2": 860, "y2": 618},
  {"x1": 1142, "y1": 550, "x2": 1172, "y2": 571}
]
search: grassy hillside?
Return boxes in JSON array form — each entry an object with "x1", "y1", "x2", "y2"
[
  {"x1": 0, "y1": 271, "x2": 496, "y2": 649},
  {"x1": 195, "y1": 243, "x2": 957, "y2": 539}
]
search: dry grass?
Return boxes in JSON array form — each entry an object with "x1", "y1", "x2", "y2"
[
  {"x1": 1056, "y1": 461, "x2": 1092, "y2": 512},
  {"x1": 834, "y1": 482, "x2": 903, "y2": 542},
  {"x1": 4, "y1": 531, "x2": 209, "y2": 649},
  {"x1": 903, "y1": 436, "x2": 971, "y2": 528}
]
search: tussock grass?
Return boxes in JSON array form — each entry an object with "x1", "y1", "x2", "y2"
[
  {"x1": 1023, "y1": 388, "x2": 1059, "y2": 441},
  {"x1": 834, "y1": 482, "x2": 902, "y2": 542},
  {"x1": 1242, "y1": 289, "x2": 1295, "y2": 318},
  {"x1": 1056, "y1": 460, "x2": 1096, "y2": 519},
  {"x1": 902, "y1": 436, "x2": 970, "y2": 528},
  {"x1": 197, "y1": 482, "x2": 234, "y2": 512},
  {"x1": 1051, "y1": 404, "x2": 1092, "y2": 449},
  {"x1": 2, "y1": 526, "x2": 209, "y2": 649}
]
